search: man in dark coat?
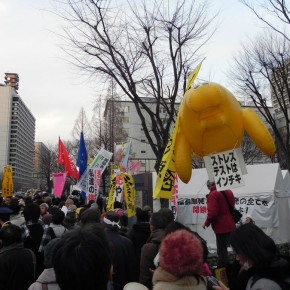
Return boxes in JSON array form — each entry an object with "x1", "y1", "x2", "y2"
[
  {"x1": 202, "y1": 180, "x2": 236, "y2": 267},
  {"x1": 102, "y1": 211, "x2": 137, "y2": 290},
  {"x1": 0, "y1": 224, "x2": 35, "y2": 290}
]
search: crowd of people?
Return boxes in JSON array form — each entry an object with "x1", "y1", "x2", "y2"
[{"x1": 0, "y1": 189, "x2": 289, "y2": 290}]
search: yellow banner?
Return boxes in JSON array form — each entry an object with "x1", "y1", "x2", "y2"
[
  {"x1": 2, "y1": 165, "x2": 13, "y2": 198},
  {"x1": 153, "y1": 60, "x2": 203, "y2": 199},
  {"x1": 186, "y1": 60, "x2": 203, "y2": 91},
  {"x1": 153, "y1": 115, "x2": 180, "y2": 199},
  {"x1": 122, "y1": 173, "x2": 136, "y2": 218},
  {"x1": 107, "y1": 175, "x2": 116, "y2": 211}
]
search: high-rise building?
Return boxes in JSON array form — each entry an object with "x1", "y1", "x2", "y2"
[{"x1": 0, "y1": 74, "x2": 35, "y2": 190}]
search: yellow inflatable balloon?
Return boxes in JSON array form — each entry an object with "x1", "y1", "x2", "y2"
[{"x1": 175, "y1": 82, "x2": 276, "y2": 183}]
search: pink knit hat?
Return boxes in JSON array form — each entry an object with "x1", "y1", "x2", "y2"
[{"x1": 159, "y1": 229, "x2": 204, "y2": 277}]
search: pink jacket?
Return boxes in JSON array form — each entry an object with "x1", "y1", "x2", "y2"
[{"x1": 204, "y1": 185, "x2": 236, "y2": 234}]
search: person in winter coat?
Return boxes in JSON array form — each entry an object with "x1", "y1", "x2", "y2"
[
  {"x1": 102, "y1": 211, "x2": 137, "y2": 290},
  {"x1": 152, "y1": 229, "x2": 207, "y2": 290},
  {"x1": 0, "y1": 224, "x2": 36, "y2": 290},
  {"x1": 49, "y1": 208, "x2": 67, "y2": 238},
  {"x1": 202, "y1": 180, "x2": 236, "y2": 267},
  {"x1": 28, "y1": 238, "x2": 61, "y2": 290},
  {"x1": 139, "y1": 211, "x2": 168, "y2": 290},
  {"x1": 213, "y1": 223, "x2": 290, "y2": 290},
  {"x1": 128, "y1": 207, "x2": 151, "y2": 278}
]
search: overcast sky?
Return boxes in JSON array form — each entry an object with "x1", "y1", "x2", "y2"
[{"x1": 0, "y1": 0, "x2": 262, "y2": 145}]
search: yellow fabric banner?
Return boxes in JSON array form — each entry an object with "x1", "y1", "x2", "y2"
[
  {"x1": 122, "y1": 173, "x2": 136, "y2": 218},
  {"x1": 2, "y1": 165, "x2": 13, "y2": 198},
  {"x1": 153, "y1": 61, "x2": 203, "y2": 199},
  {"x1": 107, "y1": 175, "x2": 116, "y2": 212},
  {"x1": 185, "y1": 60, "x2": 203, "y2": 91},
  {"x1": 153, "y1": 115, "x2": 180, "y2": 199}
]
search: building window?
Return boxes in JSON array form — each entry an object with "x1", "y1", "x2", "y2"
[
  {"x1": 141, "y1": 150, "x2": 146, "y2": 153},
  {"x1": 122, "y1": 117, "x2": 129, "y2": 123},
  {"x1": 141, "y1": 139, "x2": 146, "y2": 142}
]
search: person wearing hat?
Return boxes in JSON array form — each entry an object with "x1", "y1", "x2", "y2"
[
  {"x1": 152, "y1": 229, "x2": 207, "y2": 290},
  {"x1": 0, "y1": 206, "x2": 13, "y2": 229}
]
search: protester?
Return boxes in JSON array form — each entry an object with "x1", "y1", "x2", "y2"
[
  {"x1": 53, "y1": 224, "x2": 112, "y2": 290},
  {"x1": 20, "y1": 202, "x2": 55, "y2": 277},
  {"x1": 102, "y1": 211, "x2": 137, "y2": 290},
  {"x1": 139, "y1": 211, "x2": 167, "y2": 289},
  {"x1": 63, "y1": 211, "x2": 77, "y2": 230},
  {"x1": 78, "y1": 207, "x2": 100, "y2": 226},
  {"x1": 213, "y1": 223, "x2": 290, "y2": 290},
  {"x1": 158, "y1": 221, "x2": 210, "y2": 276},
  {"x1": 49, "y1": 208, "x2": 67, "y2": 238},
  {"x1": 8, "y1": 198, "x2": 25, "y2": 226},
  {"x1": 128, "y1": 207, "x2": 151, "y2": 278},
  {"x1": 28, "y1": 238, "x2": 61, "y2": 290},
  {"x1": 60, "y1": 198, "x2": 74, "y2": 216},
  {"x1": 202, "y1": 180, "x2": 236, "y2": 267},
  {"x1": 0, "y1": 224, "x2": 36, "y2": 290},
  {"x1": 152, "y1": 229, "x2": 207, "y2": 290},
  {"x1": 40, "y1": 203, "x2": 50, "y2": 219},
  {"x1": 0, "y1": 206, "x2": 13, "y2": 229}
]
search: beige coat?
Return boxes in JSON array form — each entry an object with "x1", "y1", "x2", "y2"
[{"x1": 152, "y1": 267, "x2": 207, "y2": 290}]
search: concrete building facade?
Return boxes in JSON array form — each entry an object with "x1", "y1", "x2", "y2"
[{"x1": 0, "y1": 83, "x2": 35, "y2": 190}]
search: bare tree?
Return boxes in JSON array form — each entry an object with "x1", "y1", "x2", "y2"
[
  {"x1": 230, "y1": 0, "x2": 290, "y2": 170},
  {"x1": 34, "y1": 143, "x2": 58, "y2": 192},
  {"x1": 54, "y1": 0, "x2": 217, "y2": 171}
]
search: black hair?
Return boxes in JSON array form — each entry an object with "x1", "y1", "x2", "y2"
[
  {"x1": 53, "y1": 224, "x2": 111, "y2": 290},
  {"x1": 23, "y1": 203, "x2": 40, "y2": 222},
  {"x1": 51, "y1": 208, "x2": 65, "y2": 225},
  {"x1": 158, "y1": 208, "x2": 175, "y2": 226},
  {"x1": 0, "y1": 224, "x2": 22, "y2": 246},
  {"x1": 150, "y1": 212, "x2": 167, "y2": 230},
  {"x1": 229, "y1": 223, "x2": 279, "y2": 270},
  {"x1": 80, "y1": 208, "x2": 101, "y2": 225},
  {"x1": 136, "y1": 207, "x2": 150, "y2": 223}
]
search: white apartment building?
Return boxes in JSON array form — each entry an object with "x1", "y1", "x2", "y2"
[{"x1": 0, "y1": 80, "x2": 35, "y2": 190}]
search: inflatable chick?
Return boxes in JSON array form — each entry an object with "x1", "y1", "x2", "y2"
[{"x1": 175, "y1": 82, "x2": 275, "y2": 183}]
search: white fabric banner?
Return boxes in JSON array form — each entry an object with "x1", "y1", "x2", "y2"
[{"x1": 77, "y1": 148, "x2": 113, "y2": 193}]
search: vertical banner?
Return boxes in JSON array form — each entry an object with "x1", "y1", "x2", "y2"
[
  {"x1": 208, "y1": 149, "x2": 244, "y2": 191},
  {"x1": 2, "y1": 165, "x2": 13, "y2": 198},
  {"x1": 53, "y1": 172, "x2": 67, "y2": 197},
  {"x1": 114, "y1": 174, "x2": 123, "y2": 203},
  {"x1": 107, "y1": 175, "x2": 117, "y2": 212},
  {"x1": 153, "y1": 59, "x2": 203, "y2": 200},
  {"x1": 77, "y1": 148, "x2": 113, "y2": 193},
  {"x1": 86, "y1": 168, "x2": 102, "y2": 203},
  {"x1": 170, "y1": 173, "x2": 178, "y2": 219},
  {"x1": 122, "y1": 173, "x2": 136, "y2": 218},
  {"x1": 153, "y1": 115, "x2": 179, "y2": 199}
]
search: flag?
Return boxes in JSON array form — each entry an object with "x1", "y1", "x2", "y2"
[
  {"x1": 185, "y1": 59, "x2": 204, "y2": 91},
  {"x1": 76, "y1": 131, "x2": 88, "y2": 179},
  {"x1": 58, "y1": 137, "x2": 79, "y2": 180}
]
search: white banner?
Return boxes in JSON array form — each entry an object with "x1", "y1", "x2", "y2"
[
  {"x1": 114, "y1": 174, "x2": 123, "y2": 202},
  {"x1": 177, "y1": 193, "x2": 278, "y2": 228},
  {"x1": 207, "y1": 149, "x2": 244, "y2": 191},
  {"x1": 77, "y1": 148, "x2": 113, "y2": 193}
]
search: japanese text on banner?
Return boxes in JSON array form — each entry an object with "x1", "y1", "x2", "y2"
[
  {"x1": 209, "y1": 149, "x2": 244, "y2": 191},
  {"x1": 122, "y1": 173, "x2": 136, "y2": 218}
]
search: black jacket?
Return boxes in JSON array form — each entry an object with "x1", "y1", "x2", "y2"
[{"x1": 0, "y1": 243, "x2": 35, "y2": 290}]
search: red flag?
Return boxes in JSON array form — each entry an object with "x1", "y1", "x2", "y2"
[{"x1": 58, "y1": 138, "x2": 79, "y2": 180}]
